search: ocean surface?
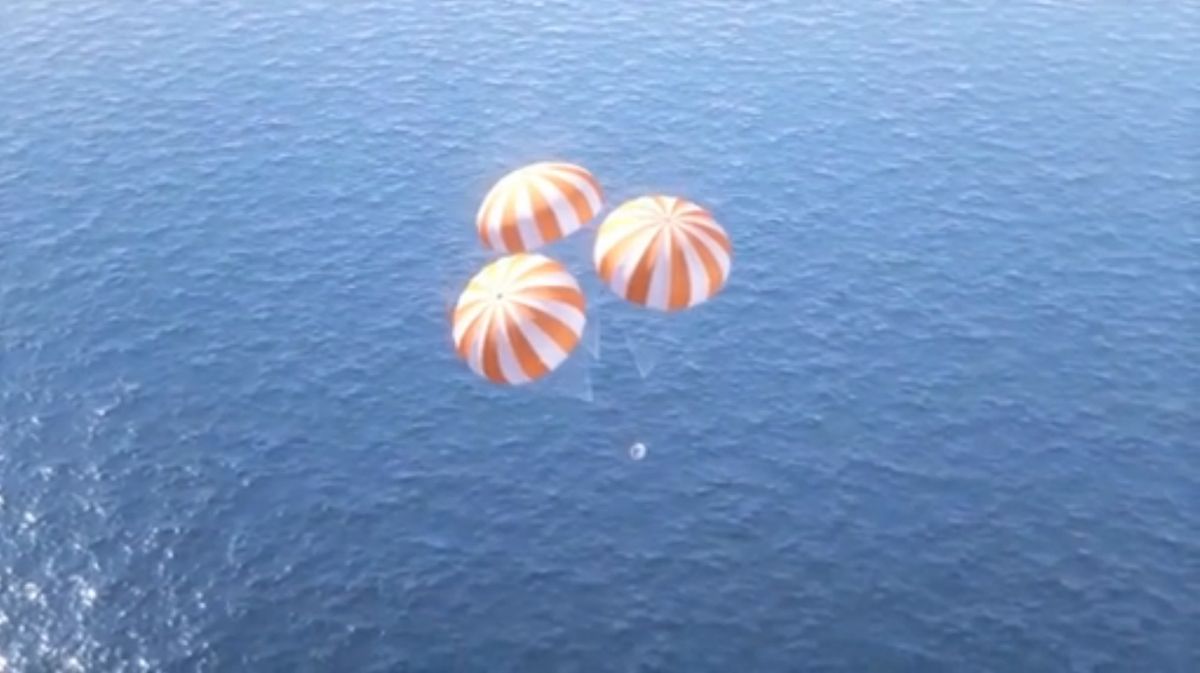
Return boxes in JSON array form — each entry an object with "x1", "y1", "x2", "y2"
[{"x1": 2, "y1": 1, "x2": 1198, "y2": 671}]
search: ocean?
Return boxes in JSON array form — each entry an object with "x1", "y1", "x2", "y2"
[{"x1": 1, "y1": 1, "x2": 1197, "y2": 671}]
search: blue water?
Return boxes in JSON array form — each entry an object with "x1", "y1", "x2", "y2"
[{"x1": 2, "y1": 1, "x2": 1198, "y2": 670}]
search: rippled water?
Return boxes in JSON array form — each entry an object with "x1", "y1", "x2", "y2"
[{"x1": 2, "y1": 1, "x2": 1198, "y2": 671}]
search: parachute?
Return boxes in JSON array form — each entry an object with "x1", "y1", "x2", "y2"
[
  {"x1": 452, "y1": 163, "x2": 735, "y2": 412},
  {"x1": 594, "y1": 195, "x2": 732, "y2": 311},
  {"x1": 476, "y1": 162, "x2": 603, "y2": 253},
  {"x1": 451, "y1": 253, "x2": 587, "y2": 385}
]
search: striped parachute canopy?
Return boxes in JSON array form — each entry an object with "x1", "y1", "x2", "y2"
[
  {"x1": 594, "y1": 195, "x2": 732, "y2": 311},
  {"x1": 476, "y1": 162, "x2": 603, "y2": 253},
  {"x1": 451, "y1": 253, "x2": 587, "y2": 385}
]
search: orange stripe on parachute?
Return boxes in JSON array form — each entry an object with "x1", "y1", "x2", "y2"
[
  {"x1": 544, "y1": 171, "x2": 596, "y2": 231},
  {"x1": 520, "y1": 285, "x2": 586, "y2": 313},
  {"x1": 689, "y1": 229, "x2": 725, "y2": 297},
  {"x1": 596, "y1": 222, "x2": 650, "y2": 283},
  {"x1": 528, "y1": 184, "x2": 561, "y2": 246},
  {"x1": 623, "y1": 229, "x2": 663, "y2": 306},
  {"x1": 480, "y1": 314, "x2": 505, "y2": 383},
  {"x1": 500, "y1": 191, "x2": 523, "y2": 252},
  {"x1": 505, "y1": 315, "x2": 549, "y2": 381},
  {"x1": 520, "y1": 301, "x2": 578, "y2": 354}
]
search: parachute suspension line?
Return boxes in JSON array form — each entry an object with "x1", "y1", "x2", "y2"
[
  {"x1": 584, "y1": 312, "x2": 601, "y2": 361},
  {"x1": 625, "y1": 331, "x2": 661, "y2": 380}
]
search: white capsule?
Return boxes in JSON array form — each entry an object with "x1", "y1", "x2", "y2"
[{"x1": 629, "y1": 442, "x2": 647, "y2": 461}]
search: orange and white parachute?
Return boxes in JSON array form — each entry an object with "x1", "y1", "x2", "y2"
[
  {"x1": 594, "y1": 195, "x2": 732, "y2": 311},
  {"x1": 451, "y1": 253, "x2": 587, "y2": 385},
  {"x1": 476, "y1": 162, "x2": 603, "y2": 253}
]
